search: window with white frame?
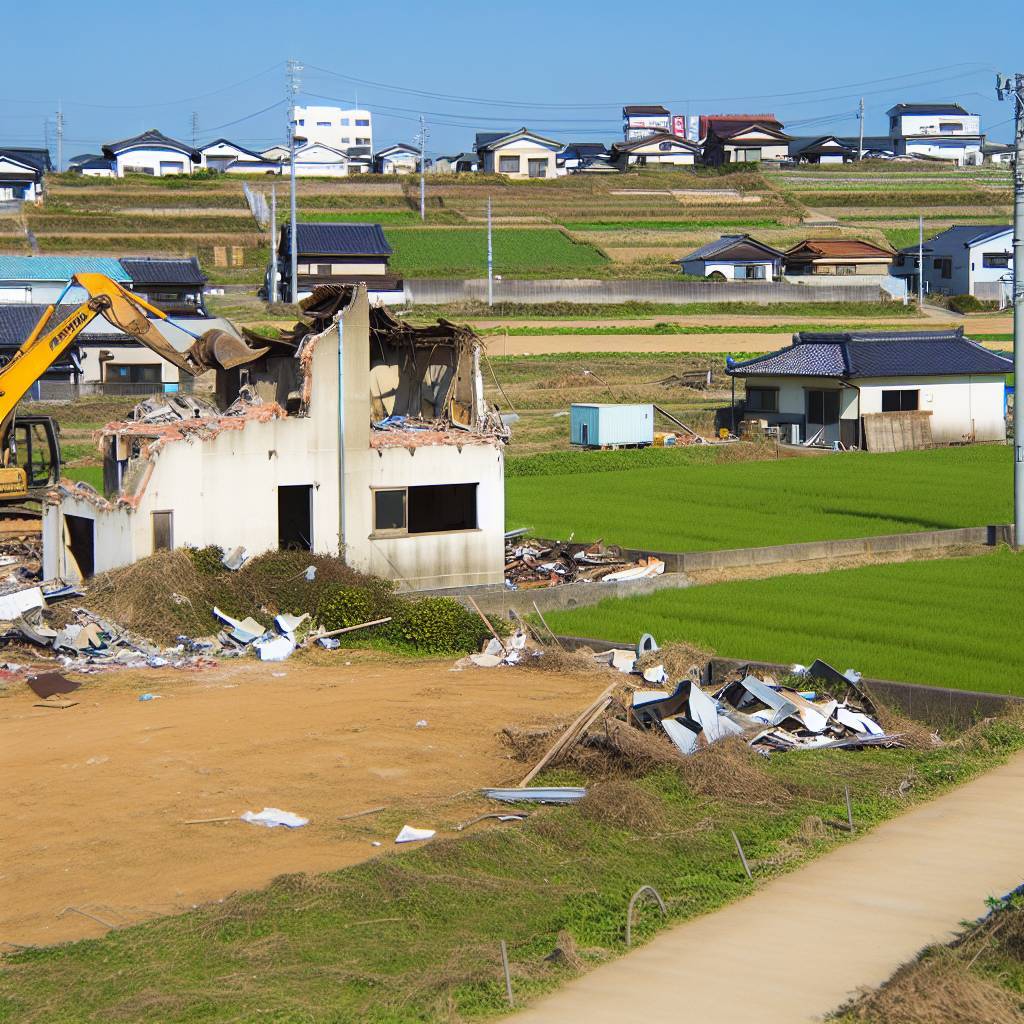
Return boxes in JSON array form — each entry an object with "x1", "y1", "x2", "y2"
[
  {"x1": 373, "y1": 484, "x2": 478, "y2": 535},
  {"x1": 499, "y1": 155, "x2": 520, "y2": 173}
]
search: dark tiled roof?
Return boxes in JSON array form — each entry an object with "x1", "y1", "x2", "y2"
[
  {"x1": 0, "y1": 147, "x2": 52, "y2": 172},
  {"x1": 288, "y1": 223, "x2": 392, "y2": 257},
  {"x1": 897, "y1": 224, "x2": 1011, "y2": 254},
  {"x1": 699, "y1": 113, "x2": 780, "y2": 138},
  {"x1": 475, "y1": 131, "x2": 508, "y2": 150},
  {"x1": 475, "y1": 127, "x2": 562, "y2": 150},
  {"x1": 678, "y1": 234, "x2": 784, "y2": 262},
  {"x1": 613, "y1": 132, "x2": 701, "y2": 154},
  {"x1": 727, "y1": 330, "x2": 1012, "y2": 379},
  {"x1": 120, "y1": 257, "x2": 207, "y2": 286},
  {"x1": 102, "y1": 129, "x2": 200, "y2": 161},
  {"x1": 623, "y1": 105, "x2": 670, "y2": 116},
  {"x1": 887, "y1": 103, "x2": 969, "y2": 116},
  {"x1": 199, "y1": 138, "x2": 267, "y2": 161},
  {"x1": 785, "y1": 238, "x2": 894, "y2": 259}
]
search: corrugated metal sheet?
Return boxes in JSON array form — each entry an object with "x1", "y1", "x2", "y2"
[
  {"x1": 0, "y1": 256, "x2": 131, "y2": 282},
  {"x1": 570, "y1": 404, "x2": 653, "y2": 446}
]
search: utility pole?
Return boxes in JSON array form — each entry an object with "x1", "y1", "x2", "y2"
[
  {"x1": 55, "y1": 101, "x2": 64, "y2": 173},
  {"x1": 287, "y1": 56, "x2": 303, "y2": 304},
  {"x1": 996, "y1": 71, "x2": 1024, "y2": 546},
  {"x1": 918, "y1": 213, "x2": 924, "y2": 309},
  {"x1": 487, "y1": 195, "x2": 494, "y2": 306},
  {"x1": 857, "y1": 97, "x2": 864, "y2": 161},
  {"x1": 416, "y1": 115, "x2": 429, "y2": 221},
  {"x1": 269, "y1": 183, "x2": 278, "y2": 303},
  {"x1": 191, "y1": 111, "x2": 200, "y2": 149}
]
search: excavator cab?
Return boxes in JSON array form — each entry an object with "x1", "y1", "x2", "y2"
[{"x1": 11, "y1": 417, "x2": 61, "y2": 490}]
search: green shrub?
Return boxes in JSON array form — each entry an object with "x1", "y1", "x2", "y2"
[
  {"x1": 947, "y1": 294, "x2": 995, "y2": 314},
  {"x1": 316, "y1": 586, "x2": 382, "y2": 631},
  {"x1": 189, "y1": 545, "x2": 226, "y2": 575},
  {"x1": 383, "y1": 596, "x2": 502, "y2": 654}
]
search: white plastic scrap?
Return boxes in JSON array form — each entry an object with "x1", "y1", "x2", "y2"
[
  {"x1": 254, "y1": 634, "x2": 295, "y2": 662},
  {"x1": 304, "y1": 566, "x2": 317, "y2": 581},
  {"x1": 274, "y1": 612, "x2": 309, "y2": 637},
  {"x1": 241, "y1": 807, "x2": 309, "y2": 828},
  {"x1": 0, "y1": 586, "x2": 44, "y2": 620},
  {"x1": 221, "y1": 546, "x2": 249, "y2": 572},
  {"x1": 213, "y1": 607, "x2": 266, "y2": 644},
  {"x1": 395, "y1": 825, "x2": 436, "y2": 844}
]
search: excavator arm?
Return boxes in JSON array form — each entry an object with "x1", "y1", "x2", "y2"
[{"x1": 0, "y1": 273, "x2": 268, "y2": 503}]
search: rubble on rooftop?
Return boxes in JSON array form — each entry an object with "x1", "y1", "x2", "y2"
[{"x1": 505, "y1": 534, "x2": 665, "y2": 589}]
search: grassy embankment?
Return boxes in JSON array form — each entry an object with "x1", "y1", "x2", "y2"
[
  {"x1": 2, "y1": 704, "x2": 1023, "y2": 1021},
  {"x1": 542, "y1": 549, "x2": 1023, "y2": 693}
]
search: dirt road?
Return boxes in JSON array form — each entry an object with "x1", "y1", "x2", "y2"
[
  {"x1": 511, "y1": 749, "x2": 1024, "y2": 1024},
  {"x1": 0, "y1": 658, "x2": 597, "y2": 947}
]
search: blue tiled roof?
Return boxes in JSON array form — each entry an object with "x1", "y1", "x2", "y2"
[
  {"x1": 898, "y1": 224, "x2": 1011, "y2": 255},
  {"x1": 288, "y1": 223, "x2": 392, "y2": 257},
  {"x1": 728, "y1": 330, "x2": 1012, "y2": 379},
  {"x1": 679, "y1": 234, "x2": 785, "y2": 262},
  {"x1": 120, "y1": 257, "x2": 206, "y2": 286},
  {"x1": 0, "y1": 256, "x2": 131, "y2": 282},
  {"x1": 0, "y1": 303, "x2": 130, "y2": 349}
]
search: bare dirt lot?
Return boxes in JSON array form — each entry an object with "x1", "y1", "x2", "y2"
[
  {"x1": 0, "y1": 656, "x2": 599, "y2": 948},
  {"x1": 483, "y1": 332, "x2": 799, "y2": 356}
]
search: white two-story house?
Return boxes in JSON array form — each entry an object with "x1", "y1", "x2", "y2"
[
  {"x1": 892, "y1": 225, "x2": 1013, "y2": 301},
  {"x1": 887, "y1": 104, "x2": 983, "y2": 164}
]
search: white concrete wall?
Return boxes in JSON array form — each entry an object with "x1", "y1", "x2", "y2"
[
  {"x1": 895, "y1": 113, "x2": 980, "y2": 137},
  {"x1": 859, "y1": 376, "x2": 1006, "y2": 444},
  {"x1": 114, "y1": 147, "x2": 192, "y2": 177},
  {"x1": 483, "y1": 139, "x2": 559, "y2": 179},
  {"x1": 681, "y1": 259, "x2": 775, "y2": 281},
  {"x1": 967, "y1": 234, "x2": 1013, "y2": 294},
  {"x1": 295, "y1": 106, "x2": 373, "y2": 151}
]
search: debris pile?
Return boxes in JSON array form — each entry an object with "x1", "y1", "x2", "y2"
[{"x1": 504, "y1": 534, "x2": 665, "y2": 589}]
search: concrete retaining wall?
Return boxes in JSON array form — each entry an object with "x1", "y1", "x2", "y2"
[
  {"x1": 552, "y1": 638, "x2": 1021, "y2": 732},
  {"x1": 404, "y1": 278, "x2": 885, "y2": 305}
]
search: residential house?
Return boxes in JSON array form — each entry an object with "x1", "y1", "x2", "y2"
[
  {"x1": 102, "y1": 129, "x2": 200, "y2": 177},
  {"x1": 558, "y1": 142, "x2": 610, "y2": 173},
  {"x1": 887, "y1": 104, "x2": 983, "y2": 164},
  {"x1": 890, "y1": 225, "x2": 1012, "y2": 301},
  {"x1": 783, "y1": 238, "x2": 895, "y2": 279},
  {"x1": 200, "y1": 139, "x2": 281, "y2": 174},
  {"x1": 292, "y1": 142, "x2": 352, "y2": 177},
  {"x1": 726, "y1": 329, "x2": 1011, "y2": 447},
  {"x1": 675, "y1": 235, "x2": 784, "y2": 281},
  {"x1": 0, "y1": 147, "x2": 51, "y2": 201},
  {"x1": 611, "y1": 133, "x2": 700, "y2": 168},
  {"x1": 983, "y1": 140, "x2": 1014, "y2": 165},
  {"x1": 0, "y1": 255, "x2": 132, "y2": 304},
  {"x1": 476, "y1": 129, "x2": 562, "y2": 179},
  {"x1": 623, "y1": 105, "x2": 671, "y2": 142},
  {"x1": 43, "y1": 286, "x2": 508, "y2": 591},
  {"x1": 277, "y1": 222, "x2": 398, "y2": 302},
  {"x1": 700, "y1": 115, "x2": 790, "y2": 165},
  {"x1": 261, "y1": 144, "x2": 291, "y2": 162},
  {"x1": 294, "y1": 105, "x2": 373, "y2": 155},
  {"x1": 120, "y1": 257, "x2": 208, "y2": 317},
  {"x1": 432, "y1": 153, "x2": 479, "y2": 173},
  {"x1": 788, "y1": 135, "x2": 856, "y2": 164},
  {"x1": 68, "y1": 153, "x2": 115, "y2": 177},
  {"x1": 0, "y1": 305, "x2": 83, "y2": 390},
  {"x1": 374, "y1": 143, "x2": 420, "y2": 174}
]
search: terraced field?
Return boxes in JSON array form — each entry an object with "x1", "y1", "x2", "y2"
[{"x1": 3, "y1": 162, "x2": 1011, "y2": 285}]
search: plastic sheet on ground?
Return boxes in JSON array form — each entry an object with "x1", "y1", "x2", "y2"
[{"x1": 241, "y1": 807, "x2": 309, "y2": 828}]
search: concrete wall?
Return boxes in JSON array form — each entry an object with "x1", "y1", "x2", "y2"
[
  {"x1": 114, "y1": 147, "x2": 193, "y2": 177},
  {"x1": 405, "y1": 279, "x2": 884, "y2": 305},
  {"x1": 858, "y1": 376, "x2": 1006, "y2": 444}
]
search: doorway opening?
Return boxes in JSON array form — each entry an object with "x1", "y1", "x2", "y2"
[
  {"x1": 64, "y1": 514, "x2": 95, "y2": 579},
  {"x1": 278, "y1": 485, "x2": 313, "y2": 550}
]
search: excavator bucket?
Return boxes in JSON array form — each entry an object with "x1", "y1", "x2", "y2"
[{"x1": 191, "y1": 329, "x2": 270, "y2": 371}]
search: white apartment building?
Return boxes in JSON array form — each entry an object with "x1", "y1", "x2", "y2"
[
  {"x1": 887, "y1": 104, "x2": 983, "y2": 164},
  {"x1": 294, "y1": 106, "x2": 373, "y2": 153}
]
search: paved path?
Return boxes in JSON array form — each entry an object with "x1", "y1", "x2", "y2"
[{"x1": 511, "y1": 750, "x2": 1024, "y2": 1024}]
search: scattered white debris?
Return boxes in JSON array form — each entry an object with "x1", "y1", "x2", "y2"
[
  {"x1": 395, "y1": 825, "x2": 435, "y2": 844},
  {"x1": 241, "y1": 807, "x2": 309, "y2": 829}
]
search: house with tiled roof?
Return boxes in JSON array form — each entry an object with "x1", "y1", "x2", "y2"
[
  {"x1": 276, "y1": 222, "x2": 398, "y2": 301},
  {"x1": 783, "y1": 238, "x2": 895, "y2": 280},
  {"x1": 700, "y1": 115, "x2": 790, "y2": 165},
  {"x1": 725, "y1": 329, "x2": 1010, "y2": 447},
  {"x1": 890, "y1": 225, "x2": 1012, "y2": 300},
  {"x1": 611, "y1": 132, "x2": 700, "y2": 168},
  {"x1": 675, "y1": 235, "x2": 784, "y2": 281},
  {"x1": 102, "y1": 128, "x2": 200, "y2": 177},
  {"x1": 475, "y1": 128, "x2": 563, "y2": 179},
  {"x1": 0, "y1": 147, "x2": 51, "y2": 200}
]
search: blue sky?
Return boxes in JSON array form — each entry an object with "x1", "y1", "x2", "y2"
[{"x1": 3, "y1": 0, "x2": 1019, "y2": 159}]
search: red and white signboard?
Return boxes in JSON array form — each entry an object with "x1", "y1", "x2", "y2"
[{"x1": 672, "y1": 115, "x2": 687, "y2": 138}]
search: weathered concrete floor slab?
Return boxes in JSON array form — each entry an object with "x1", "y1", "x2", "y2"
[{"x1": 511, "y1": 749, "x2": 1024, "y2": 1024}]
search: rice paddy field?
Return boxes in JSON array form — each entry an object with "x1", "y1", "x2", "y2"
[
  {"x1": 12, "y1": 161, "x2": 1009, "y2": 285},
  {"x1": 505, "y1": 445, "x2": 1011, "y2": 551},
  {"x1": 542, "y1": 548, "x2": 1024, "y2": 692}
]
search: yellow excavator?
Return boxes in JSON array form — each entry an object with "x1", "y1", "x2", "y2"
[{"x1": 0, "y1": 272, "x2": 266, "y2": 515}]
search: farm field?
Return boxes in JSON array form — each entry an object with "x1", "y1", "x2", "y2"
[
  {"x1": 11, "y1": 161, "x2": 1010, "y2": 286},
  {"x1": 541, "y1": 548, "x2": 1024, "y2": 693},
  {"x1": 505, "y1": 445, "x2": 1011, "y2": 549}
]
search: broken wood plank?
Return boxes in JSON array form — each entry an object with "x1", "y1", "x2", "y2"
[
  {"x1": 336, "y1": 806, "x2": 385, "y2": 822},
  {"x1": 317, "y1": 617, "x2": 392, "y2": 639},
  {"x1": 181, "y1": 816, "x2": 238, "y2": 825},
  {"x1": 531, "y1": 600, "x2": 564, "y2": 650},
  {"x1": 467, "y1": 596, "x2": 504, "y2": 649}
]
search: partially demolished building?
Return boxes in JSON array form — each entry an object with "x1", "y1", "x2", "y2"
[{"x1": 44, "y1": 287, "x2": 508, "y2": 590}]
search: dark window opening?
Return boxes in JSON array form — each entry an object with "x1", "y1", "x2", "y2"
[
  {"x1": 105, "y1": 363, "x2": 161, "y2": 384},
  {"x1": 64, "y1": 514, "x2": 95, "y2": 579},
  {"x1": 12, "y1": 420, "x2": 57, "y2": 488},
  {"x1": 807, "y1": 389, "x2": 840, "y2": 425},
  {"x1": 745, "y1": 387, "x2": 779, "y2": 413},
  {"x1": 278, "y1": 485, "x2": 313, "y2": 551},
  {"x1": 881, "y1": 389, "x2": 919, "y2": 412},
  {"x1": 933, "y1": 257, "x2": 952, "y2": 279},
  {"x1": 983, "y1": 253, "x2": 1010, "y2": 269},
  {"x1": 316, "y1": 263, "x2": 332, "y2": 276},
  {"x1": 152, "y1": 510, "x2": 173, "y2": 551},
  {"x1": 373, "y1": 483, "x2": 477, "y2": 536}
]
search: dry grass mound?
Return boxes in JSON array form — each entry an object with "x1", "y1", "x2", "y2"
[
  {"x1": 842, "y1": 950, "x2": 1024, "y2": 1024},
  {"x1": 635, "y1": 641, "x2": 713, "y2": 681},
  {"x1": 524, "y1": 644, "x2": 609, "y2": 675},
  {"x1": 675, "y1": 735, "x2": 790, "y2": 807},
  {"x1": 84, "y1": 548, "x2": 389, "y2": 643},
  {"x1": 579, "y1": 778, "x2": 667, "y2": 833}
]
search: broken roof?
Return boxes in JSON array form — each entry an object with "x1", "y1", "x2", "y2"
[{"x1": 727, "y1": 329, "x2": 1012, "y2": 379}]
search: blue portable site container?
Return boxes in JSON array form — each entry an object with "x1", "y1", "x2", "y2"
[{"x1": 570, "y1": 403, "x2": 654, "y2": 448}]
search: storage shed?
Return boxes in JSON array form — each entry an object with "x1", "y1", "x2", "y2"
[{"x1": 570, "y1": 404, "x2": 653, "y2": 448}]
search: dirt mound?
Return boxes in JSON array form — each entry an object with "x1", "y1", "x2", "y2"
[{"x1": 580, "y1": 779, "x2": 667, "y2": 833}]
